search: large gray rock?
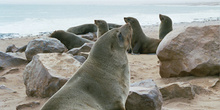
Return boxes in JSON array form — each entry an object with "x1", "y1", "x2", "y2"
[
  {"x1": 0, "y1": 51, "x2": 27, "y2": 68},
  {"x1": 126, "y1": 79, "x2": 163, "y2": 110},
  {"x1": 157, "y1": 25, "x2": 220, "y2": 78},
  {"x1": 159, "y1": 82, "x2": 195, "y2": 100},
  {"x1": 25, "y1": 38, "x2": 67, "y2": 61},
  {"x1": 23, "y1": 53, "x2": 81, "y2": 98}
]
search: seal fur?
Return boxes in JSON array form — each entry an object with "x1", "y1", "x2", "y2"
[
  {"x1": 159, "y1": 14, "x2": 173, "y2": 39},
  {"x1": 41, "y1": 23, "x2": 132, "y2": 110},
  {"x1": 67, "y1": 24, "x2": 97, "y2": 35},
  {"x1": 49, "y1": 30, "x2": 94, "y2": 50},
  {"x1": 124, "y1": 17, "x2": 161, "y2": 54},
  {"x1": 94, "y1": 20, "x2": 109, "y2": 38}
]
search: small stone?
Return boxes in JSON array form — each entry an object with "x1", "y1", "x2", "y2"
[
  {"x1": 16, "y1": 101, "x2": 40, "y2": 110},
  {"x1": 159, "y1": 82, "x2": 195, "y2": 100},
  {"x1": 0, "y1": 76, "x2": 6, "y2": 82}
]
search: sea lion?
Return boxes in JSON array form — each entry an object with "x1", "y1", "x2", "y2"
[
  {"x1": 41, "y1": 23, "x2": 132, "y2": 110},
  {"x1": 159, "y1": 14, "x2": 173, "y2": 39},
  {"x1": 108, "y1": 23, "x2": 122, "y2": 30},
  {"x1": 124, "y1": 17, "x2": 161, "y2": 54},
  {"x1": 67, "y1": 24, "x2": 97, "y2": 35},
  {"x1": 94, "y1": 20, "x2": 109, "y2": 38},
  {"x1": 67, "y1": 23, "x2": 122, "y2": 35},
  {"x1": 49, "y1": 30, "x2": 94, "y2": 50}
]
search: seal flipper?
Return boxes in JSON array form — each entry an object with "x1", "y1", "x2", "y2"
[{"x1": 132, "y1": 43, "x2": 141, "y2": 54}]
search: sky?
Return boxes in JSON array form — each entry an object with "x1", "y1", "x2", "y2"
[{"x1": 0, "y1": 0, "x2": 219, "y2": 5}]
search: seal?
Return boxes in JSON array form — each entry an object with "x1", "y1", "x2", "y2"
[
  {"x1": 67, "y1": 24, "x2": 97, "y2": 35},
  {"x1": 67, "y1": 23, "x2": 122, "y2": 35},
  {"x1": 124, "y1": 17, "x2": 161, "y2": 54},
  {"x1": 49, "y1": 30, "x2": 94, "y2": 50},
  {"x1": 41, "y1": 23, "x2": 132, "y2": 110},
  {"x1": 159, "y1": 14, "x2": 173, "y2": 39},
  {"x1": 94, "y1": 20, "x2": 109, "y2": 38},
  {"x1": 108, "y1": 23, "x2": 122, "y2": 30}
]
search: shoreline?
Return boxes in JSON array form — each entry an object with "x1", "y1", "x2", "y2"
[{"x1": 1, "y1": 19, "x2": 220, "y2": 40}]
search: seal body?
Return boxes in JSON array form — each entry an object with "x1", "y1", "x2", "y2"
[
  {"x1": 67, "y1": 24, "x2": 97, "y2": 35},
  {"x1": 159, "y1": 14, "x2": 173, "y2": 39},
  {"x1": 94, "y1": 20, "x2": 109, "y2": 38},
  {"x1": 41, "y1": 23, "x2": 132, "y2": 110},
  {"x1": 50, "y1": 30, "x2": 94, "y2": 50},
  {"x1": 124, "y1": 17, "x2": 161, "y2": 54},
  {"x1": 67, "y1": 23, "x2": 122, "y2": 35},
  {"x1": 108, "y1": 23, "x2": 122, "y2": 30}
]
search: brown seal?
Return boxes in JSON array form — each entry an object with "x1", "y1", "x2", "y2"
[
  {"x1": 67, "y1": 23, "x2": 122, "y2": 35},
  {"x1": 94, "y1": 20, "x2": 109, "y2": 38},
  {"x1": 108, "y1": 23, "x2": 122, "y2": 30},
  {"x1": 159, "y1": 14, "x2": 173, "y2": 39},
  {"x1": 124, "y1": 17, "x2": 161, "y2": 54},
  {"x1": 41, "y1": 23, "x2": 132, "y2": 110},
  {"x1": 49, "y1": 30, "x2": 94, "y2": 50},
  {"x1": 67, "y1": 24, "x2": 97, "y2": 35}
]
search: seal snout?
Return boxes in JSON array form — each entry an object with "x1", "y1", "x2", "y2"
[
  {"x1": 94, "y1": 20, "x2": 98, "y2": 24},
  {"x1": 159, "y1": 14, "x2": 164, "y2": 21},
  {"x1": 124, "y1": 17, "x2": 128, "y2": 23}
]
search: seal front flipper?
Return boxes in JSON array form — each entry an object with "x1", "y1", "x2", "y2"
[{"x1": 132, "y1": 43, "x2": 141, "y2": 54}]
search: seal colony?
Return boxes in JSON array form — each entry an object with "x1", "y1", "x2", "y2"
[
  {"x1": 124, "y1": 17, "x2": 161, "y2": 54},
  {"x1": 159, "y1": 14, "x2": 173, "y2": 39},
  {"x1": 41, "y1": 23, "x2": 132, "y2": 110}
]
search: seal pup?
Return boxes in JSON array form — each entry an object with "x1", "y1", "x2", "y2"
[
  {"x1": 124, "y1": 17, "x2": 161, "y2": 54},
  {"x1": 49, "y1": 30, "x2": 94, "y2": 50},
  {"x1": 94, "y1": 20, "x2": 109, "y2": 38},
  {"x1": 41, "y1": 23, "x2": 132, "y2": 110},
  {"x1": 159, "y1": 14, "x2": 173, "y2": 39}
]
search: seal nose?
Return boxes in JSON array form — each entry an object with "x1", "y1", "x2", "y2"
[
  {"x1": 159, "y1": 14, "x2": 163, "y2": 21},
  {"x1": 124, "y1": 17, "x2": 128, "y2": 23},
  {"x1": 94, "y1": 20, "x2": 97, "y2": 24}
]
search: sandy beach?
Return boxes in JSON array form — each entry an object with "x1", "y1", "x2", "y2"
[{"x1": 0, "y1": 21, "x2": 220, "y2": 110}]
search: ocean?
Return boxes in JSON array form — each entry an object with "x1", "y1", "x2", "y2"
[{"x1": 0, "y1": 4, "x2": 220, "y2": 38}]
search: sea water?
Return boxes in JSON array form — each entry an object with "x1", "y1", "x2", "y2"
[{"x1": 0, "y1": 4, "x2": 220, "y2": 38}]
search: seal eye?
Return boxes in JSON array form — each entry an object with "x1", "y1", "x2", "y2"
[
  {"x1": 117, "y1": 32, "x2": 124, "y2": 47},
  {"x1": 118, "y1": 33, "x2": 124, "y2": 42}
]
